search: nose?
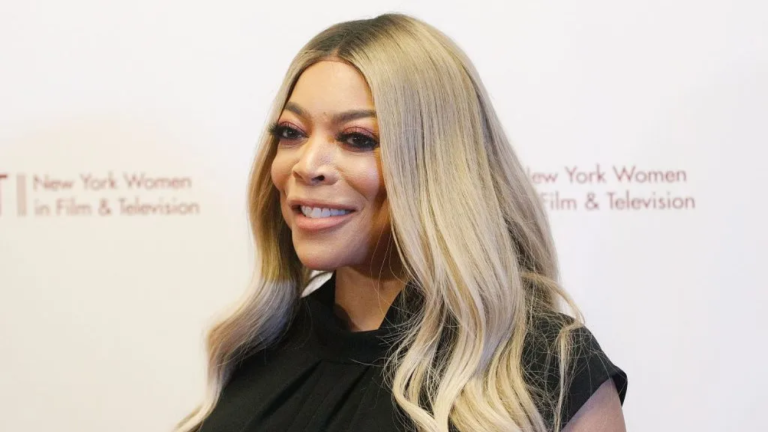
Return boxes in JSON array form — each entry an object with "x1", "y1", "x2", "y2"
[{"x1": 291, "y1": 133, "x2": 337, "y2": 185}]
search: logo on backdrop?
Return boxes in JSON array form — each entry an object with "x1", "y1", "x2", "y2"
[
  {"x1": 0, "y1": 164, "x2": 695, "y2": 218},
  {"x1": 0, "y1": 171, "x2": 201, "y2": 217},
  {"x1": 526, "y1": 164, "x2": 696, "y2": 211}
]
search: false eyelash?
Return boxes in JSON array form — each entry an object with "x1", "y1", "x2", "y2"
[
  {"x1": 267, "y1": 122, "x2": 288, "y2": 138},
  {"x1": 268, "y1": 122, "x2": 304, "y2": 141},
  {"x1": 267, "y1": 121, "x2": 279, "y2": 136},
  {"x1": 337, "y1": 132, "x2": 379, "y2": 150},
  {"x1": 267, "y1": 122, "x2": 379, "y2": 150}
]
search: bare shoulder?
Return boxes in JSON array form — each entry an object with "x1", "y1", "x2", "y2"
[{"x1": 562, "y1": 378, "x2": 626, "y2": 432}]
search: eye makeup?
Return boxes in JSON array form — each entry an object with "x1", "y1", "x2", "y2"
[{"x1": 268, "y1": 122, "x2": 379, "y2": 151}]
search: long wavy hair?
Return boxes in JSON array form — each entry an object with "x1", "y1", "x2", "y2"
[{"x1": 174, "y1": 13, "x2": 584, "y2": 432}]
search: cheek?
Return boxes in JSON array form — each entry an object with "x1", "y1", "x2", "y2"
[
  {"x1": 270, "y1": 152, "x2": 290, "y2": 192},
  {"x1": 270, "y1": 153, "x2": 294, "y2": 224},
  {"x1": 348, "y1": 155, "x2": 388, "y2": 231},
  {"x1": 347, "y1": 155, "x2": 385, "y2": 205},
  {"x1": 372, "y1": 157, "x2": 387, "y2": 206}
]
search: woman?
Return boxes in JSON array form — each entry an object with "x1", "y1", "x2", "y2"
[{"x1": 175, "y1": 13, "x2": 627, "y2": 432}]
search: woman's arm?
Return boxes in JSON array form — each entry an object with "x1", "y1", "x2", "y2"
[{"x1": 562, "y1": 379, "x2": 626, "y2": 432}]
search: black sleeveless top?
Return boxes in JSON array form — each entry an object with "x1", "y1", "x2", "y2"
[{"x1": 198, "y1": 272, "x2": 627, "y2": 431}]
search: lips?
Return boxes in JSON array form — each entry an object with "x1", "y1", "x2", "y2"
[
  {"x1": 287, "y1": 197, "x2": 356, "y2": 212},
  {"x1": 292, "y1": 205, "x2": 355, "y2": 232}
]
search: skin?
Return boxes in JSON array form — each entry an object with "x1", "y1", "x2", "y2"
[
  {"x1": 563, "y1": 379, "x2": 627, "y2": 432},
  {"x1": 270, "y1": 58, "x2": 625, "y2": 431},
  {"x1": 270, "y1": 59, "x2": 406, "y2": 332}
]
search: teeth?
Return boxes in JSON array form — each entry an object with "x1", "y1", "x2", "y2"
[{"x1": 300, "y1": 205, "x2": 352, "y2": 218}]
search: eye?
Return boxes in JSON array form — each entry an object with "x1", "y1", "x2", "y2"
[
  {"x1": 268, "y1": 123, "x2": 304, "y2": 142},
  {"x1": 337, "y1": 129, "x2": 379, "y2": 150}
]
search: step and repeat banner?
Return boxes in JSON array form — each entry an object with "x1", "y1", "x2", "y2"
[{"x1": 1, "y1": 1, "x2": 766, "y2": 431}]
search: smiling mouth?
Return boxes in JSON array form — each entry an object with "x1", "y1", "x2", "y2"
[
  {"x1": 293, "y1": 205, "x2": 356, "y2": 219},
  {"x1": 291, "y1": 205, "x2": 356, "y2": 232}
]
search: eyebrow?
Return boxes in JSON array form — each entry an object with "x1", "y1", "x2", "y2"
[{"x1": 284, "y1": 101, "x2": 376, "y2": 124}]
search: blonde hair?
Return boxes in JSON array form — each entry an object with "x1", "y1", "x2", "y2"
[{"x1": 175, "y1": 13, "x2": 583, "y2": 432}]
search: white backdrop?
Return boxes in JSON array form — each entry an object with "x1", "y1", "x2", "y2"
[{"x1": 1, "y1": 1, "x2": 766, "y2": 431}]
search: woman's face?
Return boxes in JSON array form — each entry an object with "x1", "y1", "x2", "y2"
[{"x1": 270, "y1": 60, "x2": 392, "y2": 272}]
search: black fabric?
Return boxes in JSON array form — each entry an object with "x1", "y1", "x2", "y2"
[
  {"x1": 198, "y1": 272, "x2": 627, "y2": 432},
  {"x1": 521, "y1": 312, "x2": 628, "y2": 428}
]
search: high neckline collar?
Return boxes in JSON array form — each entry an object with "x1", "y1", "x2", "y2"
[{"x1": 303, "y1": 271, "x2": 413, "y2": 365}]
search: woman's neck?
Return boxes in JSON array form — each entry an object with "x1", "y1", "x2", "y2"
[{"x1": 333, "y1": 266, "x2": 407, "y2": 332}]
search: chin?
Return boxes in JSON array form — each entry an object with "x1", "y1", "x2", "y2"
[{"x1": 294, "y1": 247, "x2": 346, "y2": 271}]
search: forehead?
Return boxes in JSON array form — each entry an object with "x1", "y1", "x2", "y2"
[{"x1": 286, "y1": 60, "x2": 375, "y2": 116}]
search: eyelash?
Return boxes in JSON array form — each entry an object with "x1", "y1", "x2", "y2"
[{"x1": 268, "y1": 122, "x2": 379, "y2": 151}]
